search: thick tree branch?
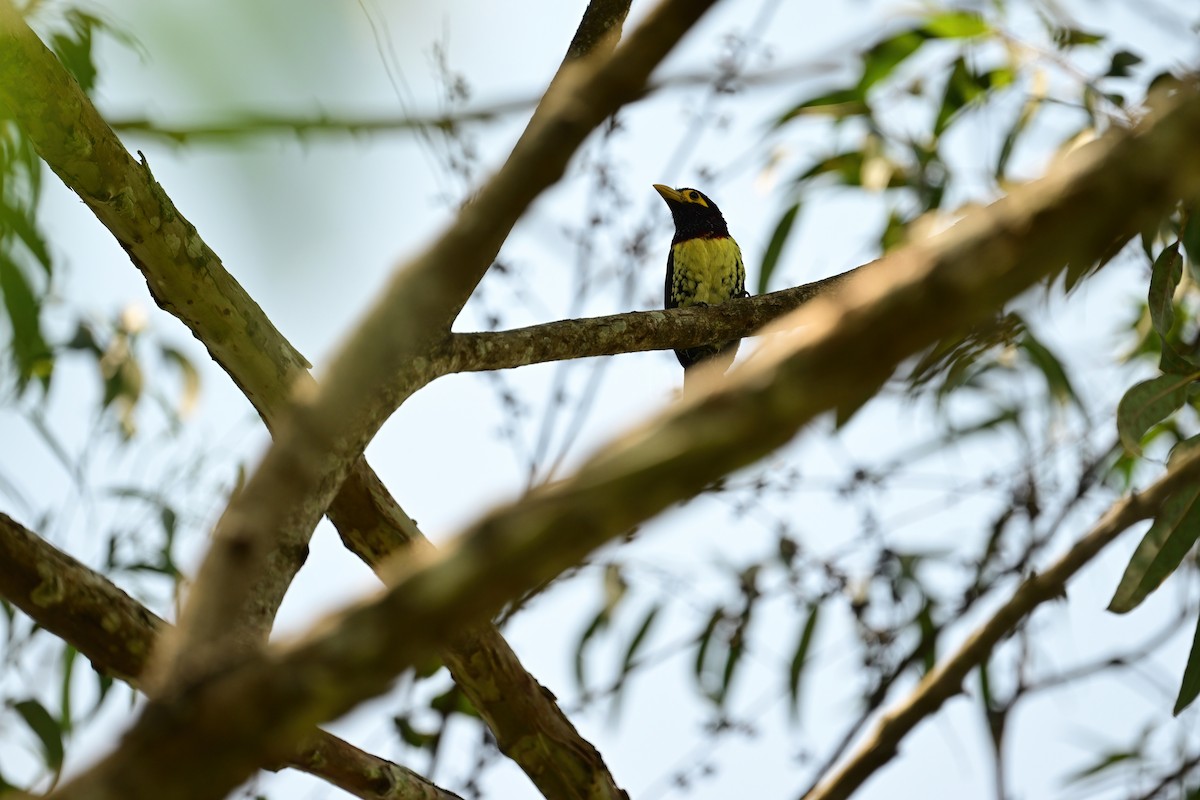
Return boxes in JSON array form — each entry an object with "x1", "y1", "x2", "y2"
[
  {"x1": 0, "y1": 513, "x2": 461, "y2": 800},
  {"x1": 434, "y1": 270, "x2": 856, "y2": 373},
  {"x1": 44, "y1": 73, "x2": 1200, "y2": 800},
  {"x1": 803, "y1": 445, "x2": 1200, "y2": 800},
  {"x1": 564, "y1": 0, "x2": 630, "y2": 62}
]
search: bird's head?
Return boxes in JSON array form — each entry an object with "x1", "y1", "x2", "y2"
[{"x1": 653, "y1": 184, "x2": 730, "y2": 241}]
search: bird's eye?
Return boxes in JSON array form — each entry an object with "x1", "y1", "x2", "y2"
[{"x1": 687, "y1": 192, "x2": 697, "y2": 200}]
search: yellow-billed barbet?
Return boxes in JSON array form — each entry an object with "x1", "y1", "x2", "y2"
[{"x1": 653, "y1": 184, "x2": 747, "y2": 387}]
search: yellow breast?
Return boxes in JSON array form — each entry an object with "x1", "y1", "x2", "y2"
[{"x1": 670, "y1": 237, "x2": 745, "y2": 307}]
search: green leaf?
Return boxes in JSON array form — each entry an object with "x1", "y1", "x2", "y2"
[
  {"x1": 777, "y1": 88, "x2": 866, "y2": 124},
  {"x1": 392, "y1": 715, "x2": 439, "y2": 750},
  {"x1": 921, "y1": 11, "x2": 989, "y2": 39},
  {"x1": 1173, "y1": 613, "x2": 1200, "y2": 714},
  {"x1": 1109, "y1": 437, "x2": 1200, "y2": 613},
  {"x1": 1062, "y1": 749, "x2": 1139, "y2": 785},
  {"x1": 618, "y1": 605, "x2": 658, "y2": 682},
  {"x1": 160, "y1": 345, "x2": 201, "y2": 419},
  {"x1": 757, "y1": 202, "x2": 800, "y2": 294},
  {"x1": 693, "y1": 607, "x2": 724, "y2": 690},
  {"x1": 858, "y1": 30, "x2": 929, "y2": 91},
  {"x1": 797, "y1": 151, "x2": 869, "y2": 186},
  {"x1": 573, "y1": 605, "x2": 612, "y2": 691},
  {"x1": 996, "y1": 99, "x2": 1039, "y2": 180},
  {"x1": 1019, "y1": 330, "x2": 1082, "y2": 411},
  {"x1": 1182, "y1": 207, "x2": 1200, "y2": 269},
  {"x1": 1106, "y1": 50, "x2": 1144, "y2": 78},
  {"x1": 13, "y1": 698, "x2": 64, "y2": 777},
  {"x1": 934, "y1": 58, "x2": 1013, "y2": 136},
  {"x1": 1116, "y1": 373, "x2": 1196, "y2": 454},
  {"x1": 787, "y1": 604, "x2": 821, "y2": 719},
  {"x1": 49, "y1": 11, "x2": 105, "y2": 94},
  {"x1": 0, "y1": 203, "x2": 52, "y2": 275},
  {"x1": 60, "y1": 647, "x2": 78, "y2": 736},
  {"x1": 609, "y1": 605, "x2": 660, "y2": 720},
  {"x1": 1052, "y1": 27, "x2": 1105, "y2": 49},
  {"x1": 1159, "y1": 342, "x2": 1199, "y2": 376},
  {"x1": 0, "y1": 252, "x2": 53, "y2": 391},
  {"x1": 1148, "y1": 242, "x2": 1183, "y2": 337},
  {"x1": 879, "y1": 209, "x2": 909, "y2": 252}
]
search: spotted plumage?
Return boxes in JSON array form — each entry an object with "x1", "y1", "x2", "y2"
[{"x1": 653, "y1": 184, "x2": 747, "y2": 385}]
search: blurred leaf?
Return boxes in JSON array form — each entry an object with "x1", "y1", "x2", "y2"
[
  {"x1": 573, "y1": 565, "x2": 626, "y2": 690},
  {"x1": 430, "y1": 685, "x2": 478, "y2": 718},
  {"x1": 717, "y1": 624, "x2": 745, "y2": 707},
  {"x1": 921, "y1": 11, "x2": 989, "y2": 39},
  {"x1": 694, "y1": 607, "x2": 723, "y2": 692},
  {"x1": 908, "y1": 313, "x2": 1025, "y2": 398},
  {"x1": 996, "y1": 98, "x2": 1039, "y2": 180},
  {"x1": 0, "y1": 203, "x2": 51, "y2": 275},
  {"x1": 13, "y1": 698, "x2": 64, "y2": 779},
  {"x1": 1159, "y1": 342, "x2": 1199, "y2": 376},
  {"x1": 915, "y1": 600, "x2": 938, "y2": 674},
  {"x1": 1174, "y1": 613, "x2": 1200, "y2": 714},
  {"x1": 160, "y1": 345, "x2": 201, "y2": 419},
  {"x1": 1063, "y1": 749, "x2": 1139, "y2": 785},
  {"x1": 574, "y1": 607, "x2": 610, "y2": 690},
  {"x1": 49, "y1": 10, "x2": 107, "y2": 94},
  {"x1": 1052, "y1": 27, "x2": 1105, "y2": 49},
  {"x1": 777, "y1": 87, "x2": 868, "y2": 123},
  {"x1": 1105, "y1": 50, "x2": 1143, "y2": 78},
  {"x1": 977, "y1": 660, "x2": 993, "y2": 710},
  {"x1": 859, "y1": 30, "x2": 928, "y2": 91},
  {"x1": 779, "y1": 27, "x2": 929, "y2": 124},
  {"x1": 1116, "y1": 373, "x2": 1195, "y2": 454},
  {"x1": 787, "y1": 603, "x2": 820, "y2": 719},
  {"x1": 618, "y1": 605, "x2": 658, "y2": 682},
  {"x1": 1182, "y1": 207, "x2": 1200, "y2": 269},
  {"x1": 610, "y1": 605, "x2": 660, "y2": 720},
  {"x1": 879, "y1": 209, "x2": 909, "y2": 252},
  {"x1": 0, "y1": 251, "x2": 52, "y2": 391},
  {"x1": 757, "y1": 202, "x2": 800, "y2": 294},
  {"x1": 935, "y1": 58, "x2": 1014, "y2": 136},
  {"x1": 1019, "y1": 330, "x2": 1082, "y2": 411},
  {"x1": 800, "y1": 151, "x2": 865, "y2": 184},
  {"x1": 60, "y1": 646, "x2": 77, "y2": 736},
  {"x1": 392, "y1": 715, "x2": 438, "y2": 750},
  {"x1": 1148, "y1": 242, "x2": 1182, "y2": 337},
  {"x1": 1109, "y1": 436, "x2": 1200, "y2": 613}
]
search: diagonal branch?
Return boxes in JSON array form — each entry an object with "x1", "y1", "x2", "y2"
[
  {"x1": 0, "y1": 513, "x2": 462, "y2": 800},
  {"x1": 802, "y1": 445, "x2": 1200, "y2": 800},
  {"x1": 44, "y1": 70, "x2": 1200, "y2": 800}
]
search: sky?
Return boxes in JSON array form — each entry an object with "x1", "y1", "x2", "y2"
[{"x1": 4, "y1": 0, "x2": 1200, "y2": 798}]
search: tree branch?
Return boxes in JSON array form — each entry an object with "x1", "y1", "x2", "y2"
[
  {"x1": 434, "y1": 269, "x2": 856, "y2": 373},
  {"x1": 44, "y1": 73, "x2": 1200, "y2": 800},
  {"x1": 803, "y1": 445, "x2": 1200, "y2": 800},
  {"x1": 0, "y1": 513, "x2": 461, "y2": 800},
  {"x1": 104, "y1": 60, "x2": 832, "y2": 145},
  {"x1": 564, "y1": 0, "x2": 630, "y2": 62}
]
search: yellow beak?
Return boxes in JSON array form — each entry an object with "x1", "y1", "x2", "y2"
[{"x1": 653, "y1": 184, "x2": 683, "y2": 203}]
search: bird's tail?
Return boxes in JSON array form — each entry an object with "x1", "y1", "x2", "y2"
[{"x1": 681, "y1": 344, "x2": 738, "y2": 396}]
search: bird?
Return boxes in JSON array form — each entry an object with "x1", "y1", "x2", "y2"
[{"x1": 653, "y1": 184, "x2": 747, "y2": 389}]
